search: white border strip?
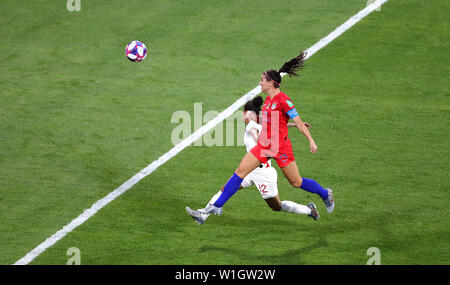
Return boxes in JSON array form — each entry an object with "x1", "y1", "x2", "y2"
[{"x1": 14, "y1": 0, "x2": 388, "y2": 265}]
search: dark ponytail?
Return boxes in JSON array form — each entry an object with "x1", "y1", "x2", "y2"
[
  {"x1": 279, "y1": 50, "x2": 307, "y2": 77},
  {"x1": 264, "y1": 50, "x2": 307, "y2": 88}
]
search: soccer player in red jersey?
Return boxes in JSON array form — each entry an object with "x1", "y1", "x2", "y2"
[
  {"x1": 201, "y1": 51, "x2": 334, "y2": 217},
  {"x1": 186, "y1": 97, "x2": 320, "y2": 224}
]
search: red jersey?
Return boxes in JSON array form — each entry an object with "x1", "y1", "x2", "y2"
[{"x1": 258, "y1": 91, "x2": 299, "y2": 151}]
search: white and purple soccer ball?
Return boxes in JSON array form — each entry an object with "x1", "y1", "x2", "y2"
[{"x1": 125, "y1": 41, "x2": 148, "y2": 62}]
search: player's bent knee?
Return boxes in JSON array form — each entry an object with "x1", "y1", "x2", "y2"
[
  {"x1": 236, "y1": 166, "x2": 251, "y2": 178},
  {"x1": 267, "y1": 199, "x2": 282, "y2": 211},
  {"x1": 235, "y1": 168, "x2": 246, "y2": 178},
  {"x1": 270, "y1": 205, "x2": 281, "y2": 211}
]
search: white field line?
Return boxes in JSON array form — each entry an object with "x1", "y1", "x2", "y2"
[{"x1": 14, "y1": 0, "x2": 388, "y2": 265}]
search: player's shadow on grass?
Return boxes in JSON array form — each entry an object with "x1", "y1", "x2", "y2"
[
  {"x1": 198, "y1": 237, "x2": 328, "y2": 264},
  {"x1": 218, "y1": 214, "x2": 311, "y2": 229}
]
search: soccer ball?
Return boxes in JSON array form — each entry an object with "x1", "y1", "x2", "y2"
[{"x1": 125, "y1": 41, "x2": 148, "y2": 62}]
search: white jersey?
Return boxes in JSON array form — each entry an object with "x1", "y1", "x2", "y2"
[
  {"x1": 241, "y1": 119, "x2": 277, "y2": 199},
  {"x1": 244, "y1": 119, "x2": 261, "y2": 152}
]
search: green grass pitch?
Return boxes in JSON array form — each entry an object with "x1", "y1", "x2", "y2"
[{"x1": 0, "y1": 0, "x2": 448, "y2": 265}]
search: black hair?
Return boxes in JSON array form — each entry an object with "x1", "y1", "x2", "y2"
[
  {"x1": 264, "y1": 50, "x2": 307, "y2": 88},
  {"x1": 244, "y1": 95, "x2": 263, "y2": 115}
]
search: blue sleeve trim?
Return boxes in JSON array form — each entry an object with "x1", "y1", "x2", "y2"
[{"x1": 287, "y1": 108, "x2": 299, "y2": 119}]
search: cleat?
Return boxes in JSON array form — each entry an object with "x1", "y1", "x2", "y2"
[
  {"x1": 323, "y1": 188, "x2": 335, "y2": 213},
  {"x1": 308, "y1": 202, "x2": 320, "y2": 221},
  {"x1": 199, "y1": 203, "x2": 223, "y2": 216},
  {"x1": 185, "y1": 207, "x2": 208, "y2": 225}
]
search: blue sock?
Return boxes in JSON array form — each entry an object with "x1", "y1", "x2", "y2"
[
  {"x1": 300, "y1": 178, "x2": 329, "y2": 200},
  {"x1": 214, "y1": 173, "x2": 243, "y2": 207}
]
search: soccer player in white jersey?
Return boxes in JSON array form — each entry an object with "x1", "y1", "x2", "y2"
[{"x1": 186, "y1": 96, "x2": 319, "y2": 225}]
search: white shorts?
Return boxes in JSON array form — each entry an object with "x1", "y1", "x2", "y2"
[{"x1": 241, "y1": 166, "x2": 278, "y2": 199}]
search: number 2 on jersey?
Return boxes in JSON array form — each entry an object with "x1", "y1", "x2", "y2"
[{"x1": 258, "y1": 184, "x2": 268, "y2": 194}]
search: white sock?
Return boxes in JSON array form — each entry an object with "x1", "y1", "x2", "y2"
[
  {"x1": 197, "y1": 191, "x2": 222, "y2": 219},
  {"x1": 281, "y1": 201, "x2": 311, "y2": 215},
  {"x1": 204, "y1": 190, "x2": 222, "y2": 209}
]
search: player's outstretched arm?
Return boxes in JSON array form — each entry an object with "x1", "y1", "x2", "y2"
[{"x1": 288, "y1": 122, "x2": 311, "y2": 129}]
